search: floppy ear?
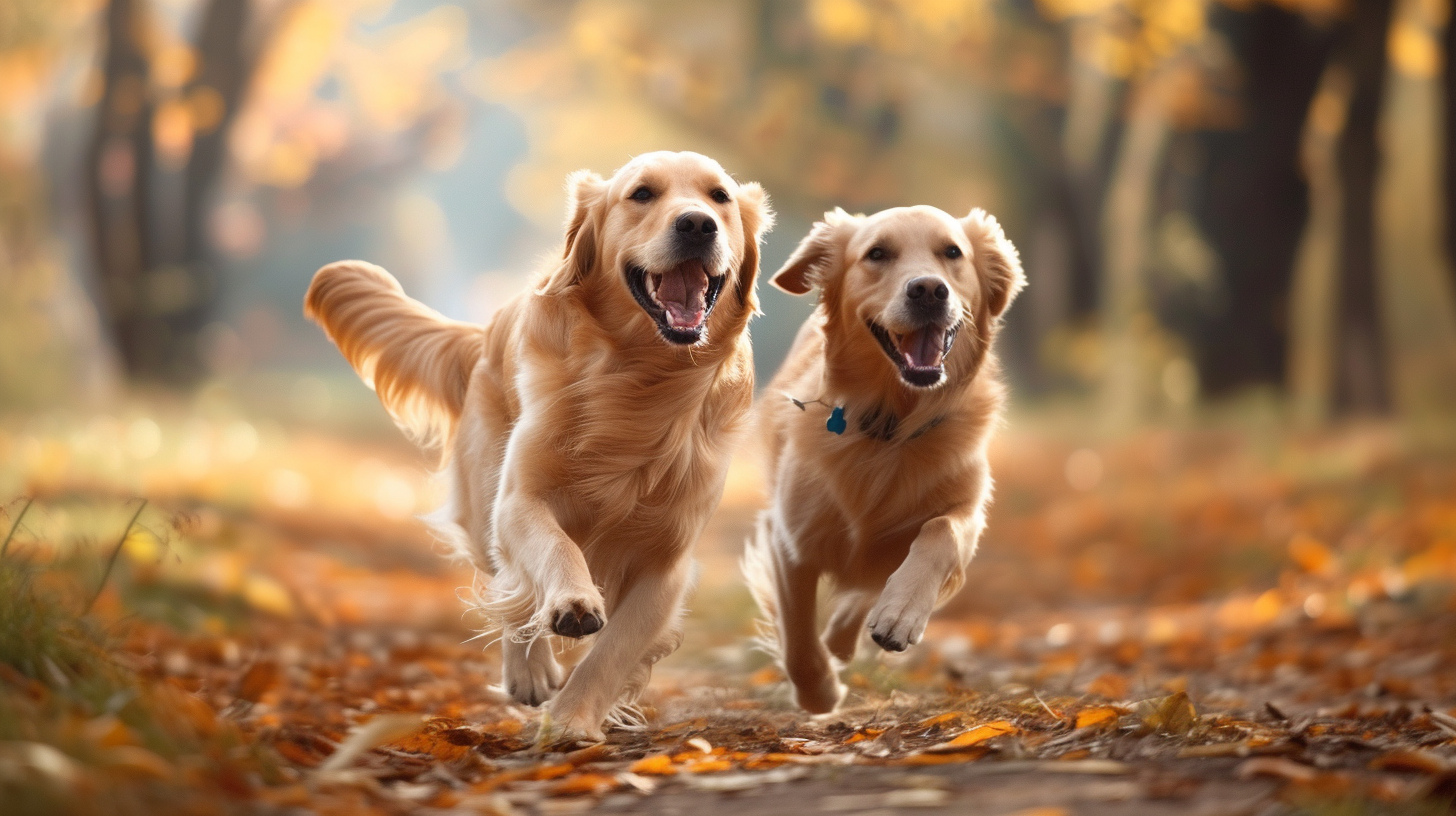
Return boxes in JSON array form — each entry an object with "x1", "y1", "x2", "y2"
[
  {"x1": 770, "y1": 208, "x2": 859, "y2": 296},
  {"x1": 733, "y1": 181, "x2": 775, "y2": 312},
  {"x1": 961, "y1": 208, "x2": 1025, "y2": 318},
  {"x1": 537, "y1": 170, "x2": 607, "y2": 297}
]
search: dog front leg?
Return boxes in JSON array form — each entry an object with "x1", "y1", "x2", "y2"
[
  {"x1": 866, "y1": 502, "x2": 985, "y2": 653},
  {"x1": 494, "y1": 490, "x2": 605, "y2": 638},
  {"x1": 542, "y1": 560, "x2": 692, "y2": 742},
  {"x1": 776, "y1": 552, "x2": 845, "y2": 714}
]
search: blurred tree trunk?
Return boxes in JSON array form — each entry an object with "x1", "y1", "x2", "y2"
[
  {"x1": 1099, "y1": 64, "x2": 1179, "y2": 432},
  {"x1": 1288, "y1": 65, "x2": 1350, "y2": 428},
  {"x1": 86, "y1": 0, "x2": 257, "y2": 386},
  {"x1": 1191, "y1": 6, "x2": 1333, "y2": 397},
  {"x1": 1061, "y1": 16, "x2": 1121, "y2": 323},
  {"x1": 87, "y1": 0, "x2": 158, "y2": 380},
  {"x1": 1331, "y1": 0, "x2": 1396, "y2": 414},
  {"x1": 1443, "y1": 0, "x2": 1456, "y2": 297}
]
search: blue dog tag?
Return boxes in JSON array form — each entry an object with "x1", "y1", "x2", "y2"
[{"x1": 826, "y1": 406, "x2": 847, "y2": 435}]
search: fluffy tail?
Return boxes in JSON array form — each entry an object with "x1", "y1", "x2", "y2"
[
  {"x1": 304, "y1": 260, "x2": 483, "y2": 453},
  {"x1": 740, "y1": 511, "x2": 783, "y2": 660}
]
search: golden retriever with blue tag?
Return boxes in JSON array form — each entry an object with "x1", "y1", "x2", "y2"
[{"x1": 743, "y1": 205, "x2": 1022, "y2": 713}]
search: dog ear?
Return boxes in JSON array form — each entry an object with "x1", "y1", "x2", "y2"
[
  {"x1": 770, "y1": 208, "x2": 859, "y2": 296},
  {"x1": 733, "y1": 181, "x2": 775, "y2": 312},
  {"x1": 537, "y1": 170, "x2": 607, "y2": 297},
  {"x1": 961, "y1": 208, "x2": 1024, "y2": 318}
]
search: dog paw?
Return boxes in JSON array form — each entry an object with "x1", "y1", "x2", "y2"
[
  {"x1": 503, "y1": 658, "x2": 563, "y2": 707},
  {"x1": 538, "y1": 703, "x2": 606, "y2": 746},
  {"x1": 549, "y1": 599, "x2": 605, "y2": 639},
  {"x1": 866, "y1": 598, "x2": 931, "y2": 653},
  {"x1": 791, "y1": 673, "x2": 846, "y2": 714}
]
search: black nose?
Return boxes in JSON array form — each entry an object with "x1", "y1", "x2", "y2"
[
  {"x1": 674, "y1": 211, "x2": 717, "y2": 241},
  {"x1": 906, "y1": 276, "x2": 949, "y2": 303}
]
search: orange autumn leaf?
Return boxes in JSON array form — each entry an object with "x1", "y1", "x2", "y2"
[
  {"x1": 917, "y1": 712, "x2": 962, "y2": 728},
  {"x1": 895, "y1": 748, "x2": 988, "y2": 765},
  {"x1": 389, "y1": 732, "x2": 472, "y2": 763},
  {"x1": 563, "y1": 743, "x2": 614, "y2": 766},
  {"x1": 1075, "y1": 706, "x2": 1121, "y2": 729},
  {"x1": 1289, "y1": 533, "x2": 1336, "y2": 576},
  {"x1": 629, "y1": 754, "x2": 677, "y2": 775},
  {"x1": 924, "y1": 721, "x2": 1017, "y2": 753},
  {"x1": 236, "y1": 660, "x2": 280, "y2": 703},
  {"x1": 550, "y1": 773, "x2": 621, "y2": 795},
  {"x1": 685, "y1": 759, "x2": 734, "y2": 773}
]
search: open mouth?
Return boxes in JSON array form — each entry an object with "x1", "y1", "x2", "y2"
[
  {"x1": 627, "y1": 260, "x2": 725, "y2": 345},
  {"x1": 867, "y1": 319, "x2": 959, "y2": 388}
]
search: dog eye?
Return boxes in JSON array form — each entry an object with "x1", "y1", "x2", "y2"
[
  {"x1": 945, "y1": 245, "x2": 963, "y2": 259},
  {"x1": 710, "y1": 189, "x2": 730, "y2": 204},
  {"x1": 630, "y1": 186, "x2": 654, "y2": 202},
  {"x1": 867, "y1": 247, "x2": 886, "y2": 261}
]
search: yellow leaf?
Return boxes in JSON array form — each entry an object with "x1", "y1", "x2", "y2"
[
  {"x1": 1141, "y1": 692, "x2": 1198, "y2": 736},
  {"x1": 243, "y1": 574, "x2": 294, "y2": 617}
]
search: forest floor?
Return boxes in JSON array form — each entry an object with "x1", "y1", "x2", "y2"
[{"x1": 1, "y1": 411, "x2": 1455, "y2": 815}]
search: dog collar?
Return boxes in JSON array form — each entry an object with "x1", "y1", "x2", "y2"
[{"x1": 786, "y1": 394, "x2": 942, "y2": 441}]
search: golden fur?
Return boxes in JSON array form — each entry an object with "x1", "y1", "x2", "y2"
[
  {"x1": 742, "y1": 205, "x2": 1023, "y2": 713},
  {"x1": 306, "y1": 151, "x2": 773, "y2": 740}
]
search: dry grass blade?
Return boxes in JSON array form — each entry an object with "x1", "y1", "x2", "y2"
[
  {"x1": 85, "y1": 499, "x2": 147, "y2": 615},
  {"x1": 317, "y1": 714, "x2": 425, "y2": 773},
  {"x1": 0, "y1": 497, "x2": 32, "y2": 558}
]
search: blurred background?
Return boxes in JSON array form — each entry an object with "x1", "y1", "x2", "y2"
[
  {"x1": 3, "y1": 6, "x2": 1456, "y2": 807},
  {"x1": 4, "y1": 0, "x2": 1456, "y2": 433}
]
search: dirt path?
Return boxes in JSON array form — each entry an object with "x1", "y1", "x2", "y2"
[{"x1": 4, "y1": 423, "x2": 1456, "y2": 814}]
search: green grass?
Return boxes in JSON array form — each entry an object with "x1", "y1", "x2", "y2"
[{"x1": 0, "y1": 556, "x2": 277, "y2": 816}]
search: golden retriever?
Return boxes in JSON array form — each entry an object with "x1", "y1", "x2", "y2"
[
  {"x1": 742, "y1": 205, "x2": 1023, "y2": 713},
  {"x1": 305, "y1": 151, "x2": 773, "y2": 740}
]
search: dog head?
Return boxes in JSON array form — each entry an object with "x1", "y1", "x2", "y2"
[
  {"x1": 538, "y1": 151, "x2": 773, "y2": 347},
  {"x1": 772, "y1": 205, "x2": 1023, "y2": 390}
]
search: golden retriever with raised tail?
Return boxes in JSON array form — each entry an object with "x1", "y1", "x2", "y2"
[
  {"x1": 742, "y1": 205, "x2": 1023, "y2": 714},
  {"x1": 305, "y1": 151, "x2": 773, "y2": 741}
]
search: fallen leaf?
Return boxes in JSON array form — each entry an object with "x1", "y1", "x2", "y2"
[
  {"x1": 629, "y1": 754, "x2": 677, "y2": 775},
  {"x1": 894, "y1": 749, "x2": 989, "y2": 765},
  {"x1": 236, "y1": 660, "x2": 280, "y2": 703},
  {"x1": 550, "y1": 772, "x2": 620, "y2": 795},
  {"x1": 1140, "y1": 692, "x2": 1198, "y2": 735},
  {"x1": 916, "y1": 712, "x2": 962, "y2": 728},
  {"x1": 924, "y1": 720, "x2": 1017, "y2": 753},
  {"x1": 1237, "y1": 757, "x2": 1319, "y2": 783},
  {"x1": 1075, "y1": 706, "x2": 1121, "y2": 729},
  {"x1": 1370, "y1": 750, "x2": 1448, "y2": 774}
]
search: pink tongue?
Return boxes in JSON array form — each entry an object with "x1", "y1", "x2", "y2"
[
  {"x1": 658, "y1": 263, "x2": 708, "y2": 329},
  {"x1": 900, "y1": 327, "x2": 945, "y2": 368}
]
